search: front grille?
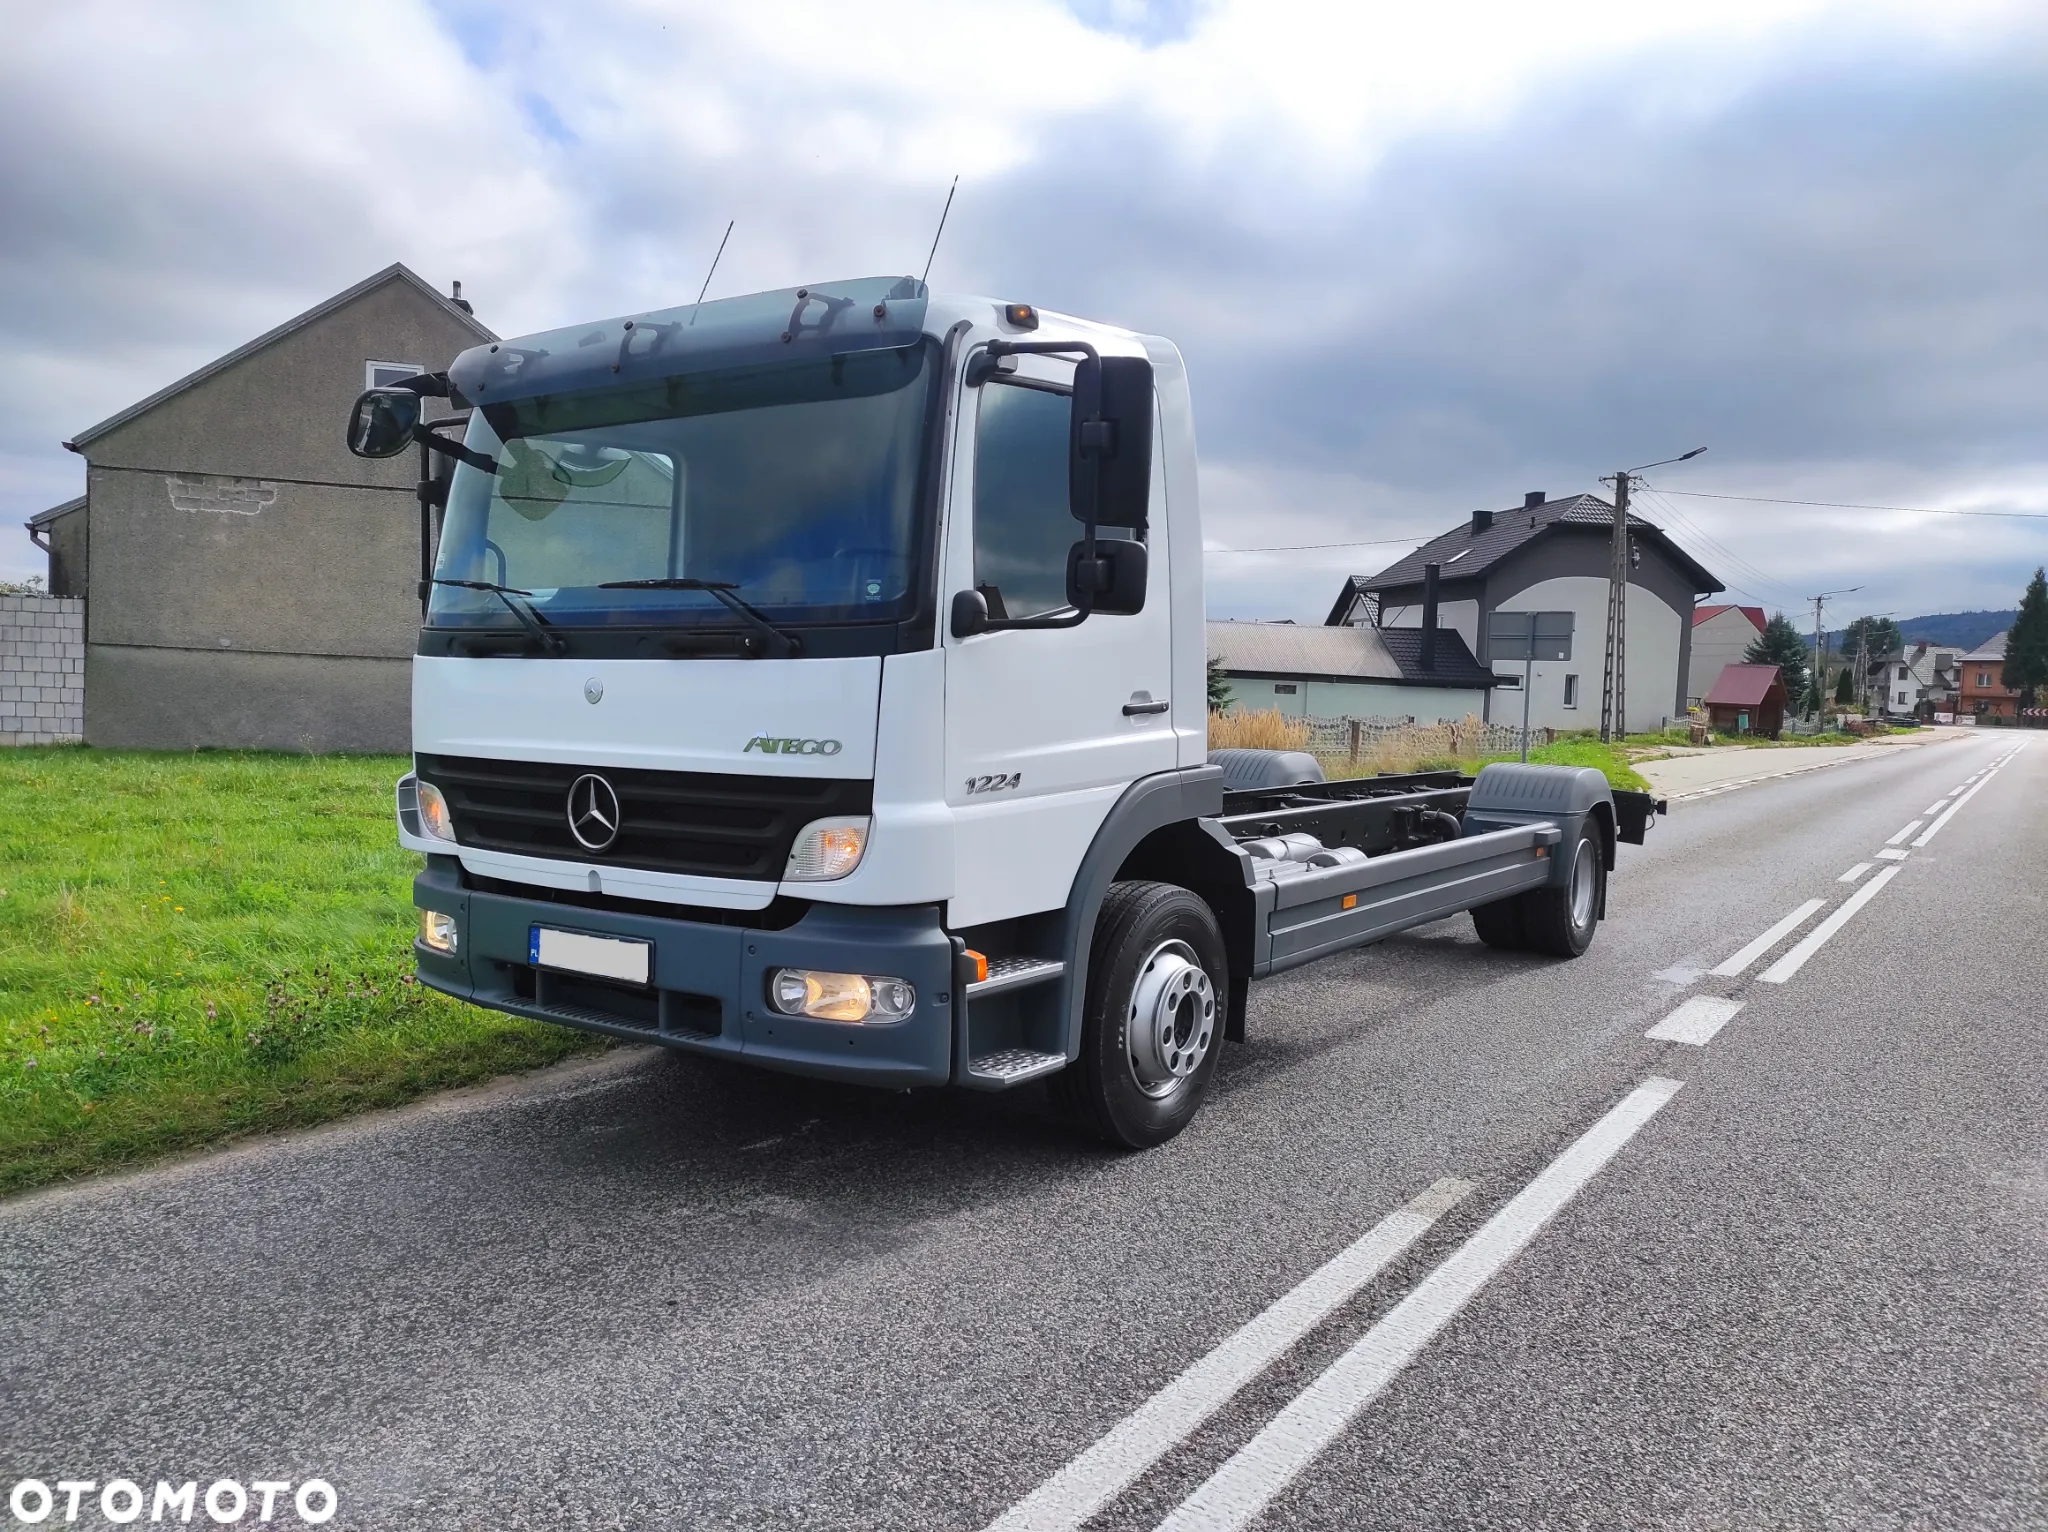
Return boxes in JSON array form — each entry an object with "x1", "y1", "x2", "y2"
[{"x1": 418, "y1": 753, "x2": 871, "y2": 880}]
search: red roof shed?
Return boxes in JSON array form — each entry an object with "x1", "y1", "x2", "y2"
[{"x1": 1703, "y1": 664, "x2": 1787, "y2": 738}]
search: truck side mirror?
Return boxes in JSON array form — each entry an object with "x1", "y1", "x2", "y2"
[
  {"x1": 347, "y1": 388, "x2": 423, "y2": 458},
  {"x1": 1066, "y1": 537, "x2": 1146, "y2": 615},
  {"x1": 950, "y1": 587, "x2": 990, "y2": 638},
  {"x1": 1069, "y1": 355, "x2": 1153, "y2": 530}
]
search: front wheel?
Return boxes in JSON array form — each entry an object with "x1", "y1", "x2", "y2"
[{"x1": 1054, "y1": 881, "x2": 1229, "y2": 1149}]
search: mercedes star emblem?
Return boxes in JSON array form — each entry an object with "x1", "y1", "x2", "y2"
[
  {"x1": 566, "y1": 773, "x2": 622, "y2": 852},
  {"x1": 583, "y1": 677, "x2": 604, "y2": 704}
]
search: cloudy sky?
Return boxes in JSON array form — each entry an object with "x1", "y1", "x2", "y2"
[{"x1": 5, "y1": 0, "x2": 2045, "y2": 627}]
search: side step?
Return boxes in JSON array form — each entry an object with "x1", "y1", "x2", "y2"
[
  {"x1": 967, "y1": 956, "x2": 1065, "y2": 998},
  {"x1": 963, "y1": 958, "x2": 1069, "y2": 1089},
  {"x1": 965, "y1": 1048, "x2": 1066, "y2": 1087}
]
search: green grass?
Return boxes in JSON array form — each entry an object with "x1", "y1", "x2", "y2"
[
  {"x1": 0, "y1": 749, "x2": 603, "y2": 1197},
  {"x1": 1474, "y1": 738, "x2": 1651, "y2": 791}
]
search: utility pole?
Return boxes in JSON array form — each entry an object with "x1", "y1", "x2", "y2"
[
  {"x1": 1804, "y1": 586, "x2": 1862, "y2": 726},
  {"x1": 1599, "y1": 449, "x2": 1706, "y2": 744},
  {"x1": 1600, "y1": 471, "x2": 1630, "y2": 742}
]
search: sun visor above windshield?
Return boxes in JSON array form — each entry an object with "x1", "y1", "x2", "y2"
[{"x1": 447, "y1": 277, "x2": 931, "y2": 408}]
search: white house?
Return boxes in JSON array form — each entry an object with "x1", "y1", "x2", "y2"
[{"x1": 1207, "y1": 620, "x2": 1495, "y2": 722}]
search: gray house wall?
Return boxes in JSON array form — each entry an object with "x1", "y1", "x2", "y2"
[
  {"x1": 74, "y1": 272, "x2": 488, "y2": 752},
  {"x1": 37, "y1": 506, "x2": 88, "y2": 598},
  {"x1": 1482, "y1": 530, "x2": 1698, "y2": 723}
]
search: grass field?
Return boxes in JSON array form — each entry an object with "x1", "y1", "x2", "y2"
[{"x1": 0, "y1": 749, "x2": 602, "y2": 1197}]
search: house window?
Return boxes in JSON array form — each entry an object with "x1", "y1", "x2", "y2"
[
  {"x1": 366, "y1": 360, "x2": 424, "y2": 390},
  {"x1": 1979, "y1": 670, "x2": 1992, "y2": 687},
  {"x1": 1494, "y1": 672, "x2": 1523, "y2": 691},
  {"x1": 1273, "y1": 683, "x2": 1298, "y2": 695},
  {"x1": 1562, "y1": 674, "x2": 1579, "y2": 708},
  {"x1": 1896, "y1": 665, "x2": 1908, "y2": 681}
]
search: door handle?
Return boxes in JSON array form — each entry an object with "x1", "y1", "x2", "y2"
[{"x1": 1123, "y1": 694, "x2": 1170, "y2": 717}]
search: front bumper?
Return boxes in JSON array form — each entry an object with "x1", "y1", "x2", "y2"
[{"x1": 413, "y1": 862, "x2": 960, "y2": 1087}]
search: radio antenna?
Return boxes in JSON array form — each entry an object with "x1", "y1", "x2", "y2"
[
  {"x1": 920, "y1": 177, "x2": 958, "y2": 287},
  {"x1": 689, "y1": 220, "x2": 734, "y2": 323}
]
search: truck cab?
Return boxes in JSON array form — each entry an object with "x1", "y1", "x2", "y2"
[{"x1": 354, "y1": 275, "x2": 1650, "y2": 1148}]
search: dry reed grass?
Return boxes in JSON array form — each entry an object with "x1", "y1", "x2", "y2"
[{"x1": 1206, "y1": 707, "x2": 1311, "y2": 752}]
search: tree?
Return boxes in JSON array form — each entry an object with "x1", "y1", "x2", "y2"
[
  {"x1": 1743, "y1": 612, "x2": 1810, "y2": 704},
  {"x1": 1206, "y1": 652, "x2": 1233, "y2": 713},
  {"x1": 2004, "y1": 566, "x2": 2048, "y2": 713},
  {"x1": 1833, "y1": 666, "x2": 1854, "y2": 705},
  {"x1": 1842, "y1": 615, "x2": 1901, "y2": 663}
]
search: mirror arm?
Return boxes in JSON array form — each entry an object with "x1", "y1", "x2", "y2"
[{"x1": 414, "y1": 431, "x2": 497, "y2": 476}]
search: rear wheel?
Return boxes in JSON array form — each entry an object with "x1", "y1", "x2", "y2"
[
  {"x1": 1054, "y1": 881, "x2": 1228, "y2": 1149},
  {"x1": 1470, "y1": 896, "x2": 1526, "y2": 950},
  {"x1": 1519, "y1": 825, "x2": 1604, "y2": 957}
]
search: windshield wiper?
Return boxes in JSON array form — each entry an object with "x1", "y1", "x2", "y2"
[
  {"x1": 597, "y1": 578, "x2": 802, "y2": 658},
  {"x1": 433, "y1": 579, "x2": 567, "y2": 655}
]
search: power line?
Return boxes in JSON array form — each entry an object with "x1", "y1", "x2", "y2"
[
  {"x1": 1645, "y1": 486, "x2": 2048, "y2": 521},
  {"x1": 1633, "y1": 486, "x2": 1807, "y2": 608}
]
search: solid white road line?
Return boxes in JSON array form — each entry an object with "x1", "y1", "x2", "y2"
[
  {"x1": 1758, "y1": 865, "x2": 1901, "y2": 984},
  {"x1": 1913, "y1": 761, "x2": 2008, "y2": 848},
  {"x1": 1876, "y1": 848, "x2": 1911, "y2": 861},
  {"x1": 1886, "y1": 820, "x2": 1923, "y2": 844},
  {"x1": 1153, "y1": 1079, "x2": 1686, "y2": 1532},
  {"x1": 981, "y1": 1178, "x2": 1474, "y2": 1532},
  {"x1": 1645, "y1": 996, "x2": 1744, "y2": 1046},
  {"x1": 1838, "y1": 862, "x2": 1873, "y2": 883},
  {"x1": 1710, "y1": 899, "x2": 1826, "y2": 977}
]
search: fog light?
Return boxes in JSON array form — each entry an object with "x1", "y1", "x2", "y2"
[
  {"x1": 419, "y1": 909, "x2": 459, "y2": 953},
  {"x1": 783, "y1": 817, "x2": 869, "y2": 881},
  {"x1": 417, "y1": 780, "x2": 457, "y2": 843},
  {"x1": 766, "y1": 968, "x2": 915, "y2": 1023}
]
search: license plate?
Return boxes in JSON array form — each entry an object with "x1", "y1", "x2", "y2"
[{"x1": 530, "y1": 925, "x2": 652, "y2": 986}]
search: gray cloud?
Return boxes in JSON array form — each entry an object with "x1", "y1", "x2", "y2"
[{"x1": 5, "y1": 3, "x2": 2044, "y2": 633}]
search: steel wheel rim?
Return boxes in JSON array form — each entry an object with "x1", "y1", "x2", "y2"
[
  {"x1": 1569, "y1": 843, "x2": 1597, "y2": 929},
  {"x1": 1126, "y1": 939, "x2": 1217, "y2": 1098}
]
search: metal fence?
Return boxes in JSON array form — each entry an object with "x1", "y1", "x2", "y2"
[{"x1": 1304, "y1": 715, "x2": 1555, "y2": 768}]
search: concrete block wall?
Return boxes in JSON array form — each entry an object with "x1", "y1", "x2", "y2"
[{"x1": 1, "y1": 595, "x2": 86, "y2": 745}]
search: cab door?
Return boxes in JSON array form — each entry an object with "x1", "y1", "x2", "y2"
[{"x1": 941, "y1": 347, "x2": 1176, "y2": 930}]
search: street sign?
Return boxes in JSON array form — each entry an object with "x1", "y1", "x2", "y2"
[
  {"x1": 1488, "y1": 610, "x2": 1574, "y2": 663},
  {"x1": 1486, "y1": 611, "x2": 1574, "y2": 761}
]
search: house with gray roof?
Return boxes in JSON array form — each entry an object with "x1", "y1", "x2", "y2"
[
  {"x1": 1207, "y1": 619, "x2": 1495, "y2": 721},
  {"x1": 1325, "y1": 490, "x2": 1723, "y2": 733},
  {"x1": 25, "y1": 263, "x2": 492, "y2": 751}
]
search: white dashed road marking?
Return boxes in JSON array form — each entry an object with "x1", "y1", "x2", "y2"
[
  {"x1": 1710, "y1": 899, "x2": 1826, "y2": 977},
  {"x1": 1152, "y1": 1080, "x2": 1686, "y2": 1532},
  {"x1": 982, "y1": 1178, "x2": 1474, "y2": 1532},
  {"x1": 1646, "y1": 996, "x2": 1744, "y2": 1046},
  {"x1": 1885, "y1": 820, "x2": 1923, "y2": 844},
  {"x1": 1758, "y1": 865, "x2": 1902, "y2": 984},
  {"x1": 1838, "y1": 863, "x2": 1873, "y2": 883},
  {"x1": 1876, "y1": 848, "x2": 1910, "y2": 861}
]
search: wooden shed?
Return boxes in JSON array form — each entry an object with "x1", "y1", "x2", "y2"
[{"x1": 1703, "y1": 663, "x2": 1787, "y2": 739}]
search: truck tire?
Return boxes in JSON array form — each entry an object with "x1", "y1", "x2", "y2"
[
  {"x1": 1054, "y1": 880, "x2": 1229, "y2": 1150},
  {"x1": 1518, "y1": 825, "x2": 1604, "y2": 958},
  {"x1": 1470, "y1": 896, "x2": 1526, "y2": 950}
]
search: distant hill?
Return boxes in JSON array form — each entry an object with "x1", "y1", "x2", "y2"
[{"x1": 1826, "y1": 610, "x2": 2015, "y2": 653}]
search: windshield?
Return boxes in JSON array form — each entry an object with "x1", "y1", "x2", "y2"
[{"x1": 430, "y1": 341, "x2": 938, "y2": 632}]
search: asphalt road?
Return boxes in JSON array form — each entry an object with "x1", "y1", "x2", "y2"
[{"x1": 4, "y1": 729, "x2": 2042, "y2": 1531}]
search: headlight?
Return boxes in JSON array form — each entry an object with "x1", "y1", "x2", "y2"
[
  {"x1": 417, "y1": 780, "x2": 457, "y2": 843},
  {"x1": 783, "y1": 816, "x2": 869, "y2": 881},
  {"x1": 766, "y1": 968, "x2": 915, "y2": 1023},
  {"x1": 418, "y1": 909, "x2": 459, "y2": 953}
]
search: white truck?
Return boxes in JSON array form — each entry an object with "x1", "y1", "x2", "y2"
[{"x1": 347, "y1": 276, "x2": 1661, "y2": 1148}]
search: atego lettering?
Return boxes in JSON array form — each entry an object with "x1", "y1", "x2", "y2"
[{"x1": 743, "y1": 737, "x2": 842, "y2": 756}]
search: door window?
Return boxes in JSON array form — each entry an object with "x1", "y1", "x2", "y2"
[{"x1": 972, "y1": 379, "x2": 1074, "y2": 619}]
